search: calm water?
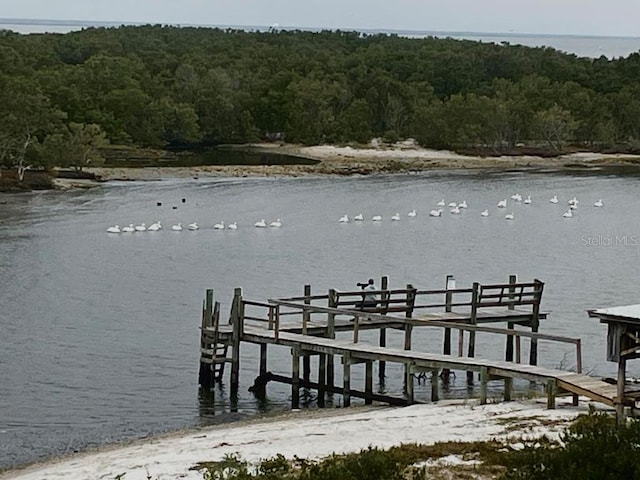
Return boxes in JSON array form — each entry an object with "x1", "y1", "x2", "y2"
[
  {"x1": 2, "y1": 18, "x2": 640, "y2": 58},
  {"x1": 1, "y1": 170, "x2": 640, "y2": 469}
]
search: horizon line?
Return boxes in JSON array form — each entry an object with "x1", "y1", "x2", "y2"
[{"x1": 1, "y1": 17, "x2": 639, "y2": 40}]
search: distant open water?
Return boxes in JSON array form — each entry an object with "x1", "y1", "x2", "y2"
[{"x1": 1, "y1": 18, "x2": 639, "y2": 58}]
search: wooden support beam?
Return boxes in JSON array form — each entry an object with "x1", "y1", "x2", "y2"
[
  {"x1": 479, "y1": 367, "x2": 488, "y2": 405},
  {"x1": 406, "y1": 362, "x2": 415, "y2": 404},
  {"x1": 431, "y1": 370, "x2": 439, "y2": 402},
  {"x1": 467, "y1": 283, "x2": 479, "y2": 384},
  {"x1": 365, "y1": 360, "x2": 373, "y2": 405},
  {"x1": 292, "y1": 346, "x2": 300, "y2": 409},
  {"x1": 546, "y1": 378, "x2": 557, "y2": 409},
  {"x1": 230, "y1": 288, "x2": 242, "y2": 398},
  {"x1": 504, "y1": 377, "x2": 512, "y2": 401},
  {"x1": 318, "y1": 354, "x2": 326, "y2": 407},
  {"x1": 343, "y1": 353, "x2": 351, "y2": 407}
]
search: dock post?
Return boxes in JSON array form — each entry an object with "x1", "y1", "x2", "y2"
[
  {"x1": 292, "y1": 346, "x2": 300, "y2": 409},
  {"x1": 546, "y1": 378, "x2": 557, "y2": 409},
  {"x1": 378, "y1": 276, "x2": 388, "y2": 383},
  {"x1": 479, "y1": 367, "x2": 488, "y2": 405},
  {"x1": 258, "y1": 343, "x2": 268, "y2": 395},
  {"x1": 230, "y1": 288, "x2": 243, "y2": 399},
  {"x1": 442, "y1": 275, "x2": 454, "y2": 381},
  {"x1": 327, "y1": 289, "x2": 337, "y2": 395},
  {"x1": 406, "y1": 362, "x2": 415, "y2": 404},
  {"x1": 616, "y1": 356, "x2": 627, "y2": 424},
  {"x1": 403, "y1": 284, "x2": 415, "y2": 392},
  {"x1": 318, "y1": 353, "x2": 326, "y2": 407},
  {"x1": 504, "y1": 377, "x2": 512, "y2": 401},
  {"x1": 505, "y1": 275, "x2": 516, "y2": 362},
  {"x1": 199, "y1": 289, "x2": 214, "y2": 388},
  {"x1": 343, "y1": 352, "x2": 351, "y2": 407},
  {"x1": 529, "y1": 279, "x2": 544, "y2": 366},
  {"x1": 467, "y1": 283, "x2": 479, "y2": 384},
  {"x1": 365, "y1": 360, "x2": 373, "y2": 405},
  {"x1": 302, "y1": 285, "x2": 311, "y2": 387},
  {"x1": 431, "y1": 370, "x2": 439, "y2": 402}
]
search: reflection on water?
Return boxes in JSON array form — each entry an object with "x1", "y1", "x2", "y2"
[{"x1": 1, "y1": 170, "x2": 640, "y2": 468}]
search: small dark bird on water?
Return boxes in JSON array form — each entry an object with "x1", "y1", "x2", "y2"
[
  {"x1": 181, "y1": 198, "x2": 186, "y2": 203},
  {"x1": 157, "y1": 202, "x2": 162, "y2": 206}
]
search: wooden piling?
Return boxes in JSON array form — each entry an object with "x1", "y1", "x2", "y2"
[
  {"x1": 505, "y1": 275, "x2": 516, "y2": 362},
  {"x1": 327, "y1": 289, "x2": 337, "y2": 393},
  {"x1": 230, "y1": 288, "x2": 242, "y2": 398},
  {"x1": 467, "y1": 283, "x2": 479, "y2": 384},
  {"x1": 303, "y1": 285, "x2": 311, "y2": 386},
  {"x1": 199, "y1": 289, "x2": 214, "y2": 387},
  {"x1": 378, "y1": 276, "x2": 388, "y2": 382},
  {"x1": 442, "y1": 275, "x2": 454, "y2": 381},
  {"x1": 318, "y1": 353, "x2": 326, "y2": 407},
  {"x1": 292, "y1": 346, "x2": 300, "y2": 409},
  {"x1": 365, "y1": 360, "x2": 373, "y2": 405},
  {"x1": 343, "y1": 352, "x2": 351, "y2": 407}
]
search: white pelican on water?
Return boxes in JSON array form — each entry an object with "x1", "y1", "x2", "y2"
[
  {"x1": 448, "y1": 202, "x2": 457, "y2": 208},
  {"x1": 134, "y1": 223, "x2": 146, "y2": 232},
  {"x1": 505, "y1": 212, "x2": 514, "y2": 220},
  {"x1": 147, "y1": 221, "x2": 162, "y2": 231},
  {"x1": 523, "y1": 196, "x2": 532, "y2": 205},
  {"x1": 255, "y1": 219, "x2": 267, "y2": 228},
  {"x1": 338, "y1": 214, "x2": 349, "y2": 223},
  {"x1": 408, "y1": 209, "x2": 417, "y2": 217},
  {"x1": 122, "y1": 224, "x2": 135, "y2": 233},
  {"x1": 106, "y1": 225, "x2": 121, "y2": 233},
  {"x1": 437, "y1": 200, "x2": 445, "y2": 207},
  {"x1": 188, "y1": 222, "x2": 199, "y2": 230},
  {"x1": 458, "y1": 201, "x2": 468, "y2": 209},
  {"x1": 214, "y1": 221, "x2": 225, "y2": 230},
  {"x1": 171, "y1": 223, "x2": 182, "y2": 231},
  {"x1": 270, "y1": 218, "x2": 282, "y2": 228},
  {"x1": 563, "y1": 210, "x2": 573, "y2": 218},
  {"x1": 480, "y1": 210, "x2": 489, "y2": 217},
  {"x1": 510, "y1": 193, "x2": 522, "y2": 202},
  {"x1": 594, "y1": 199, "x2": 604, "y2": 207},
  {"x1": 497, "y1": 199, "x2": 507, "y2": 208},
  {"x1": 429, "y1": 209, "x2": 442, "y2": 217},
  {"x1": 354, "y1": 213, "x2": 364, "y2": 221},
  {"x1": 549, "y1": 195, "x2": 559, "y2": 204},
  {"x1": 227, "y1": 222, "x2": 238, "y2": 230},
  {"x1": 371, "y1": 215, "x2": 382, "y2": 222},
  {"x1": 450, "y1": 206, "x2": 461, "y2": 214},
  {"x1": 391, "y1": 213, "x2": 400, "y2": 221}
]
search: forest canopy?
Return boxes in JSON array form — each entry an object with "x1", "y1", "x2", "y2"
[{"x1": 1, "y1": 25, "x2": 640, "y2": 173}]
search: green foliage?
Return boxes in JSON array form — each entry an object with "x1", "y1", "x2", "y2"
[
  {"x1": 501, "y1": 411, "x2": 640, "y2": 480},
  {"x1": 3, "y1": 25, "x2": 640, "y2": 162}
]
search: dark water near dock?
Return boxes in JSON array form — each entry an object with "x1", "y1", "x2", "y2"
[{"x1": 1, "y1": 170, "x2": 640, "y2": 469}]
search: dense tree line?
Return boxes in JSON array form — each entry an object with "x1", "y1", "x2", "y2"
[{"x1": 1, "y1": 25, "x2": 640, "y2": 174}]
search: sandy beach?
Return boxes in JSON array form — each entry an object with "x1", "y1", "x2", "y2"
[
  {"x1": 0, "y1": 397, "x2": 606, "y2": 480},
  {"x1": 74, "y1": 143, "x2": 640, "y2": 184}
]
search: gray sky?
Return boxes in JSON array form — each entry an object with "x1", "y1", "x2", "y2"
[{"x1": 3, "y1": 0, "x2": 640, "y2": 37}]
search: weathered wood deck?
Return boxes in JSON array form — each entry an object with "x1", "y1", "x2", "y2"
[{"x1": 198, "y1": 276, "x2": 621, "y2": 412}]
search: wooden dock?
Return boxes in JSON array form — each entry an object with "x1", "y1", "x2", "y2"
[{"x1": 198, "y1": 275, "x2": 621, "y2": 411}]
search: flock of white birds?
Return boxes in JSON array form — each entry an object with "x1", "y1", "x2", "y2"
[
  {"x1": 106, "y1": 218, "x2": 283, "y2": 233},
  {"x1": 336, "y1": 194, "x2": 604, "y2": 223},
  {"x1": 105, "y1": 194, "x2": 605, "y2": 233}
]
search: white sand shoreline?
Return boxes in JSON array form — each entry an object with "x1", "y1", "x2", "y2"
[{"x1": 0, "y1": 397, "x2": 606, "y2": 480}]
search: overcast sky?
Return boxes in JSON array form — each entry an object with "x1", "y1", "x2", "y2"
[{"x1": 3, "y1": 0, "x2": 640, "y2": 37}]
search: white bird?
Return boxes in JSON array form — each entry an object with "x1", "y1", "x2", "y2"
[
  {"x1": 171, "y1": 223, "x2": 182, "y2": 231},
  {"x1": 448, "y1": 202, "x2": 458, "y2": 208},
  {"x1": 122, "y1": 224, "x2": 135, "y2": 233},
  {"x1": 505, "y1": 212, "x2": 514, "y2": 220},
  {"x1": 570, "y1": 203, "x2": 578, "y2": 210},
  {"x1": 497, "y1": 199, "x2": 507, "y2": 208},
  {"x1": 214, "y1": 221, "x2": 225, "y2": 230},
  {"x1": 106, "y1": 225, "x2": 121, "y2": 233},
  {"x1": 255, "y1": 219, "x2": 267, "y2": 228},
  {"x1": 134, "y1": 223, "x2": 146, "y2": 232},
  {"x1": 437, "y1": 200, "x2": 446, "y2": 207},
  {"x1": 391, "y1": 213, "x2": 400, "y2": 221},
  {"x1": 458, "y1": 201, "x2": 468, "y2": 209},
  {"x1": 563, "y1": 210, "x2": 573, "y2": 218},
  {"x1": 429, "y1": 209, "x2": 442, "y2": 217},
  {"x1": 408, "y1": 209, "x2": 417, "y2": 217},
  {"x1": 450, "y1": 206, "x2": 461, "y2": 214},
  {"x1": 510, "y1": 193, "x2": 522, "y2": 202},
  {"x1": 338, "y1": 214, "x2": 349, "y2": 223},
  {"x1": 354, "y1": 213, "x2": 364, "y2": 221},
  {"x1": 594, "y1": 199, "x2": 604, "y2": 207},
  {"x1": 188, "y1": 222, "x2": 199, "y2": 230},
  {"x1": 270, "y1": 218, "x2": 282, "y2": 228},
  {"x1": 227, "y1": 222, "x2": 238, "y2": 230},
  {"x1": 480, "y1": 210, "x2": 489, "y2": 217},
  {"x1": 523, "y1": 196, "x2": 532, "y2": 205},
  {"x1": 569, "y1": 197, "x2": 579, "y2": 206},
  {"x1": 371, "y1": 215, "x2": 383, "y2": 222},
  {"x1": 550, "y1": 195, "x2": 559, "y2": 204},
  {"x1": 147, "y1": 221, "x2": 162, "y2": 231}
]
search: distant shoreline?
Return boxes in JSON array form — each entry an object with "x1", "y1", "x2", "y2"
[{"x1": 76, "y1": 143, "x2": 640, "y2": 184}]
